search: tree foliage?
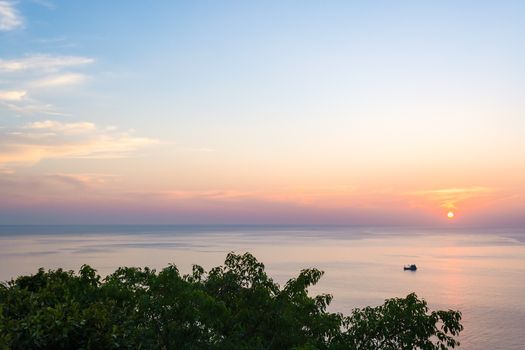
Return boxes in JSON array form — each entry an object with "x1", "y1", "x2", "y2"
[{"x1": 0, "y1": 252, "x2": 463, "y2": 349}]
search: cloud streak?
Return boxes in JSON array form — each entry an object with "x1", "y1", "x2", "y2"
[
  {"x1": 25, "y1": 120, "x2": 96, "y2": 133},
  {"x1": 0, "y1": 90, "x2": 27, "y2": 101},
  {"x1": 0, "y1": 101, "x2": 70, "y2": 116},
  {"x1": 0, "y1": 172, "x2": 121, "y2": 206},
  {"x1": 411, "y1": 187, "x2": 498, "y2": 210},
  {"x1": 0, "y1": 121, "x2": 158, "y2": 166},
  {"x1": 0, "y1": 54, "x2": 94, "y2": 115},
  {"x1": 0, "y1": 54, "x2": 94, "y2": 72},
  {"x1": 0, "y1": 1, "x2": 23, "y2": 31},
  {"x1": 30, "y1": 73, "x2": 87, "y2": 87}
]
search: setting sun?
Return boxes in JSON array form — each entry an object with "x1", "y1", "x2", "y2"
[{"x1": 447, "y1": 211, "x2": 455, "y2": 219}]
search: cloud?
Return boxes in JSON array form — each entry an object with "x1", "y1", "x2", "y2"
[
  {"x1": 180, "y1": 147, "x2": 216, "y2": 153},
  {"x1": 25, "y1": 120, "x2": 96, "y2": 134},
  {"x1": 0, "y1": 166, "x2": 13, "y2": 174},
  {"x1": 0, "y1": 120, "x2": 158, "y2": 166},
  {"x1": 47, "y1": 173, "x2": 119, "y2": 186},
  {"x1": 29, "y1": 0, "x2": 55, "y2": 10},
  {"x1": 0, "y1": 1, "x2": 23, "y2": 31},
  {"x1": 30, "y1": 73, "x2": 87, "y2": 87},
  {"x1": 0, "y1": 54, "x2": 94, "y2": 72},
  {"x1": 0, "y1": 55, "x2": 93, "y2": 115},
  {"x1": 0, "y1": 90, "x2": 26, "y2": 101},
  {"x1": 33, "y1": 37, "x2": 79, "y2": 51},
  {"x1": 131, "y1": 186, "x2": 360, "y2": 209},
  {"x1": 0, "y1": 172, "x2": 120, "y2": 205},
  {"x1": 412, "y1": 187, "x2": 498, "y2": 209},
  {"x1": 0, "y1": 101, "x2": 70, "y2": 115}
]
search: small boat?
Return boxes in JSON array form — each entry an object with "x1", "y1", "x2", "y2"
[{"x1": 403, "y1": 264, "x2": 417, "y2": 271}]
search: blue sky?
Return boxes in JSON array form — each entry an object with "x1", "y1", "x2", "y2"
[{"x1": 1, "y1": 1, "x2": 525, "y2": 225}]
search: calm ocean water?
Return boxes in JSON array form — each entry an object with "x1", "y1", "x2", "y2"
[{"x1": 1, "y1": 225, "x2": 524, "y2": 349}]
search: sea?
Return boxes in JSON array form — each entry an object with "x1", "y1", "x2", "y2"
[{"x1": 1, "y1": 225, "x2": 524, "y2": 349}]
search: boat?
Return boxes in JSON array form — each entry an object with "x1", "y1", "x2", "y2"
[{"x1": 403, "y1": 264, "x2": 417, "y2": 271}]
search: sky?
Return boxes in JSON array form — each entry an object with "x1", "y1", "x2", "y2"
[{"x1": 0, "y1": 0, "x2": 524, "y2": 225}]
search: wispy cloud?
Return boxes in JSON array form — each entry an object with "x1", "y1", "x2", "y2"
[
  {"x1": 0, "y1": 171, "x2": 121, "y2": 204},
  {"x1": 25, "y1": 120, "x2": 96, "y2": 133},
  {"x1": 0, "y1": 120, "x2": 158, "y2": 166},
  {"x1": 47, "y1": 173, "x2": 119, "y2": 186},
  {"x1": 29, "y1": 0, "x2": 55, "y2": 10},
  {"x1": 0, "y1": 1, "x2": 23, "y2": 31},
  {"x1": 30, "y1": 73, "x2": 87, "y2": 87},
  {"x1": 0, "y1": 54, "x2": 94, "y2": 115},
  {"x1": 0, "y1": 101, "x2": 70, "y2": 116},
  {"x1": 412, "y1": 187, "x2": 497, "y2": 209},
  {"x1": 180, "y1": 147, "x2": 217, "y2": 153},
  {"x1": 0, "y1": 90, "x2": 26, "y2": 101},
  {"x1": 0, "y1": 54, "x2": 94, "y2": 73},
  {"x1": 135, "y1": 186, "x2": 359, "y2": 208},
  {"x1": 34, "y1": 37, "x2": 78, "y2": 50},
  {"x1": 0, "y1": 166, "x2": 13, "y2": 174}
]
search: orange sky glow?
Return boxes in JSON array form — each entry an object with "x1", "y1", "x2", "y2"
[{"x1": 1, "y1": 2, "x2": 524, "y2": 225}]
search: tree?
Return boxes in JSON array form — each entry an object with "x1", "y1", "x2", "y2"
[
  {"x1": 337, "y1": 293, "x2": 463, "y2": 349},
  {"x1": 0, "y1": 252, "x2": 463, "y2": 349}
]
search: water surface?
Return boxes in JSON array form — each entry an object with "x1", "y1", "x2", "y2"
[{"x1": 1, "y1": 225, "x2": 524, "y2": 350}]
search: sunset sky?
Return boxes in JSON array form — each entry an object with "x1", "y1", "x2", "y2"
[{"x1": 1, "y1": 1, "x2": 524, "y2": 225}]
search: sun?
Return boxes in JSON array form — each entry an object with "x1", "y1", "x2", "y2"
[{"x1": 447, "y1": 211, "x2": 455, "y2": 219}]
